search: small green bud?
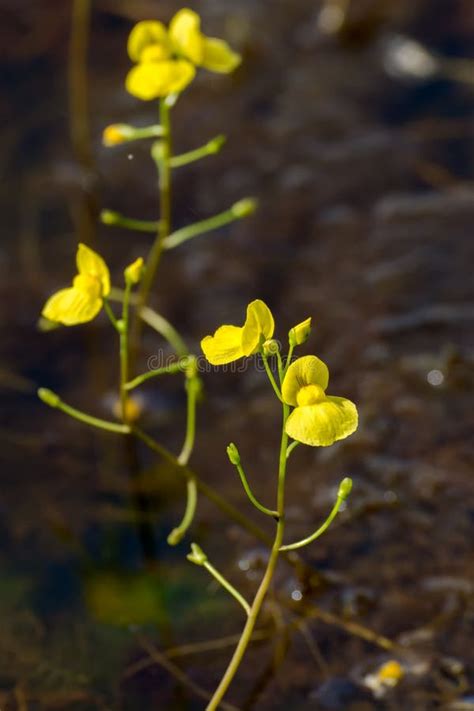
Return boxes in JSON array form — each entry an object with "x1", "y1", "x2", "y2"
[
  {"x1": 38, "y1": 388, "x2": 60, "y2": 408},
  {"x1": 263, "y1": 339, "x2": 280, "y2": 356},
  {"x1": 289, "y1": 317, "x2": 312, "y2": 347},
  {"x1": 227, "y1": 443, "x2": 241, "y2": 466},
  {"x1": 231, "y1": 197, "x2": 258, "y2": 219},
  {"x1": 100, "y1": 209, "x2": 119, "y2": 225},
  {"x1": 338, "y1": 477, "x2": 353, "y2": 501},
  {"x1": 124, "y1": 257, "x2": 144, "y2": 286},
  {"x1": 187, "y1": 542, "x2": 207, "y2": 566},
  {"x1": 207, "y1": 134, "x2": 226, "y2": 154},
  {"x1": 151, "y1": 140, "x2": 165, "y2": 163}
]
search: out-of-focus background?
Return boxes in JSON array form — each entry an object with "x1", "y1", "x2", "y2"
[{"x1": 1, "y1": 1, "x2": 473, "y2": 709}]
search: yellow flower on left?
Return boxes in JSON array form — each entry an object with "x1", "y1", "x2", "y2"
[
  {"x1": 126, "y1": 9, "x2": 241, "y2": 100},
  {"x1": 201, "y1": 300, "x2": 274, "y2": 365},
  {"x1": 42, "y1": 244, "x2": 111, "y2": 326}
]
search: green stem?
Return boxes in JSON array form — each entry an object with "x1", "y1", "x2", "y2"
[
  {"x1": 125, "y1": 359, "x2": 189, "y2": 391},
  {"x1": 284, "y1": 344, "x2": 294, "y2": 375},
  {"x1": 101, "y1": 210, "x2": 160, "y2": 233},
  {"x1": 162, "y1": 199, "x2": 256, "y2": 251},
  {"x1": 167, "y1": 374, "x2": 200, "y2": 545},
  {"x1": 138, "y1": 99, "x2": 172, "y2": 311},
  {"x1": 38, "y1": 389, "x2": 130, "y2": 434},
  {"x1": 280, "y1": 493, "x2": 345, "y2": 551},
  {"x1": 285, "y1": 440, "x2": 300, "y2": 460},
  {"x1": 233, "y1": 460, "x2": 279, "y2": 519},
  {"x1": 169, "y1": 134, "x2": 226, "y2": 168},
  {"x1": 141, "y1": 306, "x2": 188, "y2": 358},
  {"x1": 206, "y1": 403, "x2": 290, "y2": 711},
  {"x1": 261, "y1": 352, "x2": 282, "y2": 401},
  {"x1": 103, "y1": 298, "x2": 120, "y2": 331},
  {"x1": 119, "y1": 282, "x2": 132, "y2": 421},
  {"x1": 203, "y1": 561, "x2": 251, "y2": 616}
]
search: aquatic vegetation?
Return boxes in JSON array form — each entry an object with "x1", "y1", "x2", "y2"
[
  {"x1": 38, "y1": 7, "x2": 359, "y2": 709},
  {"x1": 191, "y1": 305, "x2": 357, "y2": 708}
]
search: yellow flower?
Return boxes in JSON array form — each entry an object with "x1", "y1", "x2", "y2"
[
  {"x1": 42, "y1": 244, "x2": 110, "y2": 326},
  {"x1": 126, "y1": 9, "x2": 241, "y2": 100},
  {"x1": 201, "y1": 300, "x2": 274, "y2": 365},
  {"x1": 282, "y1": 355, "x2": 358, "y2": 447}
]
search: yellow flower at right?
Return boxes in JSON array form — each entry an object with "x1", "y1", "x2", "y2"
[{"x1": 282, "y1": 355, "x2": 358, "y2": 447}]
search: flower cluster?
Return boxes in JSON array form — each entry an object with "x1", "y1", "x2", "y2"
[
  {"x1": 126, "y1": 9, "x2": 241, "y2": 100},
  {"x1": 201, "y1": 301, "x2": 358, "y2": 447}
]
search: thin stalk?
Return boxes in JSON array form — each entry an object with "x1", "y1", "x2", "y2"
[
  {"x1": 125, "y1": 360, "x2": 188, "y2": 391},
  {"x1": 205, "y1": 403, "x2": 290, "y2": 710},
  {"x1": 38, "y1": 389, "x2": 130, "y2": 434},
  {"x1": 261, "y1": 353, "x2": 282, "y2": 402},
  {"x1": 284, "y1": 344, "x2": 294, "y2": 375},
  {"x1": 233, "y1": 460, "x2": 279, "y2": 519},
  {"x1": 280, "y1": 491, "x2": 346, "y2": 551},
  {"x1": 169, "y1": 134, "x2": 226, "y2": 168},
  {"x1": 162, "y1": 201, "x2": 250, "y2": 251},
  {"x1": 140, "y1": 306, "x2": 188, "y2": 358},
  {"x1": 119, "y1": 282, "x2": 132, "y2": 421},
  {"x1": 100, "y1": 211, "x2": 160, "y2": 233},
  {"x1": 285, "y1": 440, "x2": 300, "y2": 459},
  {"x1": 103, "y1": 298, "x2": 120, "y2": 331},
  {"x1": 139, "y1": 99, "x2": 172, "y2": 310},
  {"x1": 167, "y1": 375, "x2": 199, "y2": 545},
  {"x1": 203, "y1": 561, "x2": 251, "y2": 616}
]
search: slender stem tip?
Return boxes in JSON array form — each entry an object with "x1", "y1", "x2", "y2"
[{"x1": 38, "y1": 388, "x2": 60, "y2": 408}]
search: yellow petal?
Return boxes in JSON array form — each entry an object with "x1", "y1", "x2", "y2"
[
  {"x1": 73, "y1": 274, "x2": 102, "y2": 300},
  {"x1": 281, "y1": 355, "x2": 329, "y2": 406},
  {"x1": 169, "y1": 8, "x2": 204, "y2": 64},
  {"x1": 76, "y1": 243, "x2": 110, "y2": 297},
  {"x1": 42, "y1": 287, "x2": 102, "y2": 326},
  {"x1": 241, "y1": 299, "x2": 275, "y2": 356},
  {"x1": 285, "y1": 396, "x2": 358, "y2": 447},
  {"x1": 125, "y1": 60, "x2": 195, "y2": 100},
  {"x1": 201, "y1": 325, "x2": 244, "y2": 365},
  {"x1": 201, "y1": 37, "x2": 241, "y2": 73},
  {"x1": 127, "y1": 20, "x2": 170, "y2": 62}
]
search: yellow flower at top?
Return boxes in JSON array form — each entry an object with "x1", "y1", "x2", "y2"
[
  {"x1": 201, "y1": 300, "x2": 274, "y2": 365},
  {"x1": 42, "y1": 244, "x2": 110, "y2": 326},
  {"x1": 282, "y1": 355, "x2": 358, "y2": 447},
  {"x1": 126, "y1": 9, "x2": 241, "y2": 100}
]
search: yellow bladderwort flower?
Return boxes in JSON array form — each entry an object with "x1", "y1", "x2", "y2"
[
  {"x1": 282, "y1": 355, "x2": 358, "y2": 447},
  {"x1": 42, "y1": 244, "x2": 111, "y2": 326},
  {"x1": 126, "y1": 9, "x2": 241, "y2": 100},
  {"x1": 201, "y1": 300, "x2": 274, "y2": 365}
]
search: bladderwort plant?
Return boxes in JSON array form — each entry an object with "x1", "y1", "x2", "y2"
[
  {"x1": 38, "y1": 8, "x2": 260, "y2": 548},
  {"x1": 188, "y1": 300, "x2": 358, "y2": 709},
  {"x1": 37, "y1": 8, "x2": 360, "y2": 709}
]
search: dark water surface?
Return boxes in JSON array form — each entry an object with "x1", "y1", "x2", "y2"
[{"x1": 1, "y1": 0, "x2": 473, "y2": 709}]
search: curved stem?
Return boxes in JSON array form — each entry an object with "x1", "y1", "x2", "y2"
[
  {"x1": 162, "y1": 201, "x2": 252, "y2": 251},
  {"x1": 261, "y1": 352, "x2": 282, "y2": 401},
  {"x1": 206, "y1": 403, "x2": 290, "y2": 710},
  {"x1": 279, "y1": 493, "x2": 345, "y2": 551},
  {"x1": 101, "y1": 211, "x2": 160, "y2": 233},
  {"x1": 169, "y1": 134, "x2": 226, "y2": 168},
  {"x1": 202, "y1": 560, "x2": 251, "y2": 616},
  {"x1": 38, "y1": 389, "x2": 130, "y2": 434},
  {"x1": 167, "y1": 373, "x2": 200, "y2": 544},
  {"x1": 233, "y1": 460, "x2": 279, "y2": 519},
  {"x1": 125, "y1": 360, "x2": 188, "y2": 391},
  {"x1": 140, "y1": 306, "x2": 188, "y2": 358},
  {"x1": 285, "y1": 440, "x2": 300, "y2": 460},
  {"x1": 284, "y1": 344, "x2": 294, "y2": 375},
  {"x1": 119, "y1": 282, "x2": 132, "y2": 421}
]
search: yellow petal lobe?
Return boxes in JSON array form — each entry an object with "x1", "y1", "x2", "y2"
[
  {"x1": 201, "y1": 325, "x2": 244, "y2": 365},
  {"x1": 42, "y1": 287, "x2": 102, "y2": 326},
  {"x1": 76, "y1": 243, "x2": 110, "y2": 297},
  {"x1": 201, "y1": 37, "x2": 241, "y2": 73},
  {"x1": 282, "y1": 355, "x2": 329, "y2": 406},
  {"x1": 125, "y1": 60, "x2": 195, "y2": 100},
  {"x1": 127, "y1": 21, "x2": 170, "y2": 62},
  {"x1": 285, "y1": 396, "x2": 358, "y2": 447},
  {"x1": 169, "y1": 8, "x2": 204, "y2": 64},
  {"x1": 241, "y1": 299, "x2": 275, "y2": 356}
]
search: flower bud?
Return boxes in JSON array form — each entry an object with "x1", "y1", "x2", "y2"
[
  {"x1": 102, "y1": 124, "x2": 135, "y2": 146},
  {"x1": 100, "y1": 209, "x2": 119, "y2": 225},
  {"x1": 226, "y1": 443, "x2": 241, "y2": 466},
  {"x1": 338, "y1": 477, "x2": 353, "y2": 501},
  {"x1": 38, "y1": 388, "x2": 60, "y2": 408},
  {"x1": 231, "y1": 197, "x2": 258, "y2": 219},
  {"x1": 263, "y1": 339, "x2": 280, "y2": 356},
  {"x1": 124, "y1": 257, "x2": 144, "y2": 285},
  {"x1": 289, "y1": 317, "x2": 312, "y2": 347},
  {"x1": 207, "y1": 134, "x2": 226, "y2": 154},
  {"x1": 187, "y1": 542, "x2": 207, "y2": 566}
]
